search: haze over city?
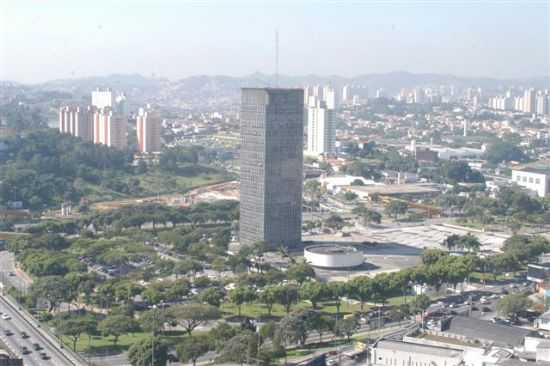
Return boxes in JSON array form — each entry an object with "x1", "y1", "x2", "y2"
[
  {"x1": 1, "y1": 0, "x2": 549, "y2": 83},
  {"x1": 2, "y1": 1, "x2": 550, "y2": 366}
]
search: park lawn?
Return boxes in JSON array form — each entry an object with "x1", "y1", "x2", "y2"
[
  {"x1": 386, "y1": 295, "x2": 416, "y2": 306},
  {"x1": 221, "y1": 300, "x2": 371, "y2": 319},
  {"x1": 469, "y1": 271, "x2": 516, "y2": 283},
  {"x1": 136, "y1": 171, "x2": 228, "y2": 195},
  {"x1": 60, "y1": 330, "x2": 197, "y2": 354}
]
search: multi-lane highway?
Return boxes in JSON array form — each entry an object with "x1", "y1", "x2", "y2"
[{"x1": 0, "y1": 295, "x2": 81, "y2": 366}]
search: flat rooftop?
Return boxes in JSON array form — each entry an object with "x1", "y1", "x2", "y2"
[
  {"x1": 513, "y1": 161, "x2": 550, "y2": 175},
  {"x1": 349, "y1": 183, "x2": 441, "y2": 195},
  {"x1": 305, "y1": 245, "x2": 358, "y2": 254},
  {"x1": 376, "y1": 340, "x2": 463, "y2": 358}
]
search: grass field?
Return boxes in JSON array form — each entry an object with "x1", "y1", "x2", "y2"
[
  {"x1": 136, "y1": 171, "x2": 228, "y2": 195},
  {"x1": 60, "y1": 330, "x2": 196, "y2": 354}
]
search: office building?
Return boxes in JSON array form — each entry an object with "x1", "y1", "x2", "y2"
[
  {"x1": 306, "y1": 99, "x2": 335, "y2": 156},
  {"x1": 239, "y1": 88, "x2": 304, "y2": 248},
  {"x1": 58, "y1": 106, "x2": 94, "y2": 142},
  {"x1": 136, "y1": 107, "x2": 161, "y2": 153},
  {"x1": 92, "y1": 108, "x2": 128, "y2": 149}
]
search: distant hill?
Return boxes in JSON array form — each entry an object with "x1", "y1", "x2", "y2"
[{"x1": 1, "y1": 72, "x2": 549, "y2": 108}]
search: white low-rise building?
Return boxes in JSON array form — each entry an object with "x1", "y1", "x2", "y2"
[
  {"x1": 370, "y1": 340, "x2": 464, "y2": 366},
  {"x1": 511, "y1": 166, "x2": 550, "y2": 197}
]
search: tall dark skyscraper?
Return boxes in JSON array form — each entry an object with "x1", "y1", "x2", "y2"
[{"x1": 239, "y1": 88, "x2": 304, "y2": 248}]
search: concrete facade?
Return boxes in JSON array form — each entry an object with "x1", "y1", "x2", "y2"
[
  {"x1": 136, "y1": 107, "x2": 161, "y2": 153},
  {"x1": 306, "y1": 99, "x2": 335, "y2": 156},
  {"x1": 511, "y1": 168, "x2": 549, "y2": 197},
  {"x1": 239, "y1": 88, "x2": 304, "y2": 248},
  {"x1": 58, "y1": 106, "x2": 94, "y2": 142}
]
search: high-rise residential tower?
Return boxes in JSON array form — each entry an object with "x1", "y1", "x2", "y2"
[
  {"x1": 306, "y1": 99, "x2": 335, "y2": 156},
  {"x1": 58, "y1": 106, "x2": 94, "y2": 142},
  {"x1": 523, "y1": 88, "x2": 536, "y2": 113},
  {"x1": 92, "y1": 107, "x2": 128, "y2": 149},
  {"x1": 239, "y1": 88, "x2": 304, "y2": 248},
  {"x1": 136, "y1": 107, "x2": 162, "y2": 153},
  {"x1": 536, "y1": 92, "x2": 549, "y2": 115}
]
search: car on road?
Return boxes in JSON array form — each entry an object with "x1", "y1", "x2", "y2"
[
  {"x1": 3, "y1": 329, "x2": 12, "y2": 336},
  {"x1": 8, "y1": 272, "x2": 15, "y2": 276},
  {"x1": 20, "y1": 346, "x2": 30, "y2": 355},
  {"x1": 32, "y1": 343, "x2": 41, "y2": 351},
  {"x1": 40, "y1": 352, "x2": 49, "y2": 360},
  {"x1": 20, "y1": 331, "x2": 29, "y2": 339},
  {"x1": 1, "y1": 313, "x2": 11, "y2": 320}
]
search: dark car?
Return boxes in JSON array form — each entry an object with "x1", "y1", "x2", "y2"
[
  {"x1": 20, "y1": 331, "x2": 29, "y2": 339},
  {"x1": 40, "y1": 352, "x2": 49, "y2": 360},
  {"x1": 32, "y1": 343, "x2": 41, "y2": 351},
  {"x1": 20, "y1": 346, "x2": 31, "y2": 355},
  {"x1": 4, "y1": 329, "x2": 12, "y2": 336}
]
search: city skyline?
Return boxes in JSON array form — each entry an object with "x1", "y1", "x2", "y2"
[{"x1": 1, "y1": 0, "x2": 549, "y2": 83}]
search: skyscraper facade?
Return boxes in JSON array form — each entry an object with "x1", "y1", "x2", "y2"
[
  {"x1": 136, "y1": 107, "x2": 162, "y2": 153},
  {"x1": 239, "y1": 88, "x2": 304, "y2": 248}
]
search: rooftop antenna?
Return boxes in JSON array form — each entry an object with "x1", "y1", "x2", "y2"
[{"x1": 275, "y1": 29, "x2": 279, "y2": 87}]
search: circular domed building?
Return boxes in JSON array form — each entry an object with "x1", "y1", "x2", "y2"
[{"x1": 304, "y1": 244, "x2": 364, "y2": 269}]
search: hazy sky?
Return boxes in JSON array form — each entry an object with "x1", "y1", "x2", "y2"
[{"x1": 1, "y1": 0, "x2": 549, "y2": 83}]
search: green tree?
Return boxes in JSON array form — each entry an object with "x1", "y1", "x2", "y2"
[
  {"x1": 299, "y1": 281, "x2": 327, "y2": 309},
  {"x1": 412, "y1": 294, "x2": 431, "y2": 327},
  {"x1": 385, "y1": 200, "x2": 409, "y2": 219},
  {"x1": 496, "y1": 294, "x2": 533, "y2": 320},
  {"x1": 485, "y1": 140, "x2": 527, "y2": 164},
  {"x1": 170, "y1": 304, "x2": 221, "y2": 336},
  {"x1": 352, "y1": 204, "x2": 382, "y2": 226},
  {"x1": 277, "y1": 313, "x2": 308, "y2": 347},
  {"x1": 177, "y1": 336, "x2": 211, "y2": 366},
  {"x1": 30, "y1": 276, "x2": 72, "y2": 312},
  {"x1": 228, "y1": 287, "x2": 257, "y2": 317},
  {"x1": 274, "y1": 285, "x2": 299, "y2": 314},
  {"x1": 258, "y1": 286, "x2": 278, "y2": 316},
  {"x1": 324, "y1": 214, "x2": 345, "y2": 231},
  {"x1": 335, "y1": 317, "x2": 358, "y2": 341},
  {"x1": 217, "y1": 331, "x2": 259, "y2": 365},
  {"x1": 287, "y1": 262, "x2": 315, "y2": 284},
  {"x1": 139, "y1": 308, "x2": 172, "y2": 335},
  {"x1": 128, "y1": 336, "x2": 168, "y2": 366},
  {"x1": 98, "y1": 314, "x2": 138, "y2": 347},
  {"x1": 55, "y1": 315, "x2": 96, "y2": 351},
  {"x1": 197, "y1": 287, "x2": 225, "y2": 307},
  {"x1": 348, "y1": 276, "x2": 372, "y2": 311}
]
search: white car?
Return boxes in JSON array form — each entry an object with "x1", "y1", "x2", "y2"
[{"x1": 1, "y1": 314, "x2": 11, "y2": 320}]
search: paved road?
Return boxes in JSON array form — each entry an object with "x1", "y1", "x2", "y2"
[
  {"x1": 0, "y1": 296, "x2": 79, "y2": 366},
  {"x1": 0, "y1": 251, "x2": 30, "y2": 293}
]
